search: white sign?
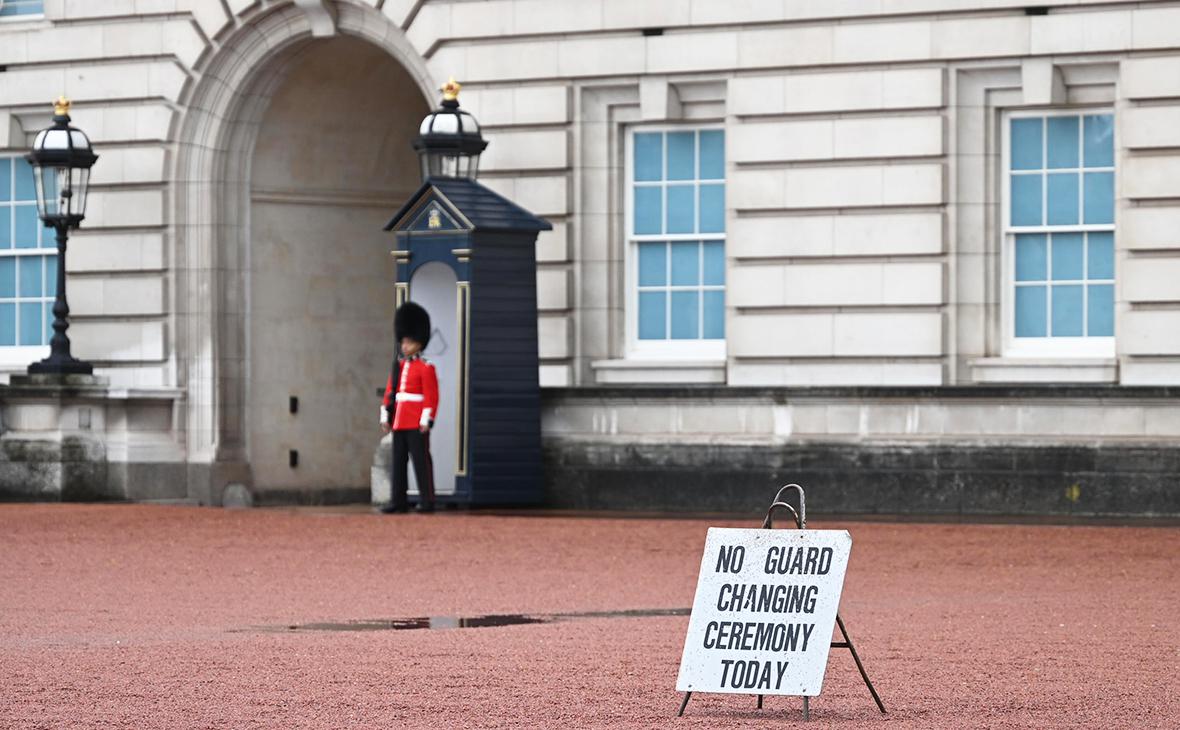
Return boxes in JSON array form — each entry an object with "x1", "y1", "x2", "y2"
[{"x1": 676, "y1": 527, "x2": 852, "y2": 697}]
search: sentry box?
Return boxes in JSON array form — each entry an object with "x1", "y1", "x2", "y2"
[{"x1": 383, "y1": 176, "x2": 551, "y2": 506}]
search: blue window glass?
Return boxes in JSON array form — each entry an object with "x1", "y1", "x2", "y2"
[
  {"x1": 18, "y1": 257, "x2": 41, "y2": 297},
  {"x1": 15, "y1": 206, "x2": 39, "y2": 249},
  {"x1": 1083, "y1": 172, "x2": 1114, "y2": 225},
  {"x1": 18, "y1": 302, "x2": 42, "y2": 345},
  {"x1": 1015, "y1": 286, "x2": 1047, "y2": 337},
  {"x1": 638, "y1": 242, "x2": 665, "y2": 286},
  {"x1": 1051, "y1": 285, "x2": 1084, "y2": 336},
  {"x1": 1051, "y1": 233, "x2": 1084, "y2": 280},
  {"x1": 1015, "y1": 234, "x2": 1047, "y2": 281},
  {"x1": 14, "y1": 159, "x2": 35, "y2": 200},
  {"x1": 0, "y1": 258, "x2": 13, "y2": 297},
  {"x1": 1083, "y1": 115, "x2": 1114, "y2": 168},
  {"x1": 666, "y1": 185, "x2": 695, "y2": 234},
  {"x1": 634, "y1": 133, "x2": 663, "y2": 182},
  {"x1": 1046, "y1": 173, "x2": 1078, "y2": 226},
  {"x1": 44, "y1": 255, "x2": 57, "y2": 293},
  {"x1": 638, "y1": 291, "x2": 666, "y2": 339},
  {"x1": 1087, "y1": 284, "x2": 1114, "y2": 336},
  {"x1": 1046, "y1": 117, "x2": 1079, "y2": 169},
  {"x1": 670, "y1": 291, "x2": 699, "y2": 339},
  {"x1": 699, "y1": 131, "x2": 725, "y2": 180},
  {"x1": 0, "y1": 158, "x2": 10, "y2": 200},
  {"x1": 703, "y1": 290, "x2": 725, "y2": 339},
  {"x1": 0, "y1": 303, "x2": 13, "y2": 345},
  {"x1": 699, "y1": 184, "x2": 724, "y2": 233},
  {"x1": 0, "y1": 207, "x2": 10, "y2": 249},
  {"x1": 634, "y1": 187, "x2": 661, "y2": 235},
  {"x1": 1011, "y1": 175, "x2": 1042, "y2": 226},
  {"x1": 667, "y1": 132, "x2": 695, "y2": 181},
  {"x1": 0, "y1": 0, "x2": 44, "y2": 16},
  {"x1": 670, "y1": 242, "x2": 699, "y2": 286},
  {"x1": 1011, "y1": 118, "x2": 1043, "y2": 170},
  {"x1": 1087, "y1": 232, "x2": 1114, "y2": 279},
  {"x1": 702, "y1": 241, "x2": 725, "y2": 286}
]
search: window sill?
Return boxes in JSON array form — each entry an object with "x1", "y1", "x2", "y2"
[
  {"x1": 591, "y1": 359, "x2": 725, "y2": 385},
  {"x1": 968, "y1": 357, "x2": 1117, "y2": 384}
]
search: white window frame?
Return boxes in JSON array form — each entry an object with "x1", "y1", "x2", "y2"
[
  {"x1": 624, "y1": 124, "x2": 726, "y2": 361},
  {"x1": 1001, "y1": 108, "x2": 1115, "y2": 359},
  {"x1": 0, "y1": 154, "x2": 52, "y2": 367}
]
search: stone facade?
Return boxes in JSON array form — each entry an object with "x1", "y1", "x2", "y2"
[{"x1": 0, "y1": 1, "x2": 1177, "y2": 514}]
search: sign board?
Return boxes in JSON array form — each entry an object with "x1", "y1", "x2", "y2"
[{"x1": 676, "y1": 527, "x2": 852, "y2": 697}]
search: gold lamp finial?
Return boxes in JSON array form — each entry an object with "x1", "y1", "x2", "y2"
[
  {"x1": 54, "y1": 96, "x2": 71, "y2": 116},
  {"x1": 441, "y1": 77, "x2": 461, "y2": 102}
]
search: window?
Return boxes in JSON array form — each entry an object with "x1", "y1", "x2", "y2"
[
  {"x1": 627, "y1": 128, "x2": 725, "y2": 358},
  {"x1": 0, "y1": 157, "x2": 55, "y2": 351},
  {"x1": 0, "y1": 1, "x2": 43, "y2": 18},
  {"x1": 1004, "y1": 112, "x2": 1114, "y2": 356}
]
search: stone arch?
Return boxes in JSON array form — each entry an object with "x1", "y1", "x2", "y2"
[{"x1": 171, "y1": 1, "x2": 435, "y2": 502}]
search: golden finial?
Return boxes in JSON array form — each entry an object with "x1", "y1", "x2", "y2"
[
  {"x1": 53, "y1": 96, "x2": 71, "y2": 116},
  {"x1": 441, "y1": 76, "x2": 461, "y2": 102}
]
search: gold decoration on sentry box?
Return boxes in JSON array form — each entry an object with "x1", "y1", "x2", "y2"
[
  {"x1": 54, "y1": 96, "x2": 71, "y2": 116},
  {"x1": 441, "y1": 76, "x2": 461, "y2": 101}
]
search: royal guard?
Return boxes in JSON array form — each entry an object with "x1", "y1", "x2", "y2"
[{"x1": 379, "y1": 301, "x2": 439, "y2": 514}]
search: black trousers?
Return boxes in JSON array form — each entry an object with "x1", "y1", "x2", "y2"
[{"x1": 391, "y1": 429, "x2": 435, "y2": 507}]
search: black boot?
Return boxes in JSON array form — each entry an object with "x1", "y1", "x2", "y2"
[
  {"x1": 379, "y1": 501, "x2": 408, "y2": 514},
  {"x1": 414, "y1": 501, "x2": 435, "y2": 514}
]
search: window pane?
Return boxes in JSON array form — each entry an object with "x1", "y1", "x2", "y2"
[
  {"x1": 634, "y1": 187, "x2": 662, "y2": 235},
  {"x1": 1046, "y1": 173, "x2": 1079, "y2": 225},
  {"x1": 670, "y1": 291, "x2": 699, "y2": 339},
  {"x1": 45, "y1": 255, "x2": 57, "y2": 299},
  {"x1": 1087, "y1": 232, "x2": 1114, "y2": 280},
  {"x1": 634, "y1": 133, "x2": 663, "y2": 182},
  {"x1": 1051, "y1": 233, "x2": 1084, "y2": 280},
  {"x1": 1083, "y1": 115, "x2": 1114, "y2": 168},
  {"x1": 667, "y1": 132, "x2": 695, "y2": 181},
  {"x1": 699, "y1": 184, "x2": 724, "y2": 233},
  {"x1": 19, "y1": 302, "x2": 42, "y2": 345},
  {"x1": 43, "y1": 298, "x2": 52, "y2": 343},
  {"x1": 638, "y1": 242, "x2": 666, "y2": 286},
  {"x1": 1015, "y1": 234, "x2": 1047, "y2": 281},
  {"x1": 1015, "y1": 286, "x2": 1047, "y2": 337},
  {"x1": 15, "y1": 205, "x2": 39, "y2": 249},
  {"x1": 18, "y1": 257, "x2": 42, "y2": 297},
  {"x1": 1083, "y1": 172, "x2": 1114, "y2": 225},
  {"x1": 14, "y1": 159, "x2": 36, "y2": 201},
  {"x1": 1010, "y1": 174, "x2": 1042, "y2": 226},
  {"x1": 0, "y1": 258, "x2": 13, "y2": 297},
  {"x1": 638, "y1": 291, "x2": 666, "y2": 339},
  {"x1": 666, "y1": 184, "x2": 695, "y2": 234},
  {"x1": 0, "y1": 207, "x2": 9, "y2": 249},
  {"x1": 699, "y1": 130, "x2": 724, "y2": 180},
  {"x1": 702, "y1": 241, "x2": 725, "y2": 286},
  {"x1": 670, "y1": 241, "x2": 699, "y2": 286},
  {"x1": 0, "y1": 158, "x2": 10, "y2": 200},
  {"x1": 1051, "y1": 285, "x2": 1084, "y2": 336},
  {"x1": 1087, "y1": 284, "x2": 1114, "y2": 337},
  {"x1": 1046, "y1": 116, "x2": 1079, "y2": 169},
  {"x1": 1011, "y1": 118, "x2": 1043, "y2": 171},
  {"x1": 0, "y1": 303, "x2": 14, "y2": 345},
  {"x1": 703, "y1": 290, "x2": 725, "y2": 339}
]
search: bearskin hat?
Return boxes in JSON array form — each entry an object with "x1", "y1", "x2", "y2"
[{"x1": 395, "y1": 301, "x2": 431, "y2": 349}]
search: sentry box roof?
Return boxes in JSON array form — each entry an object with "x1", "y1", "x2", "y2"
[{"x1": 384, "y1": 178, "x2": 552, "y2": 235}]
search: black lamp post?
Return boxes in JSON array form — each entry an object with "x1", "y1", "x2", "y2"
[
  {"x1": 25, "y1": 97, "x2": 98, "y2": 376},
  {"x1": 413, "y1": 77, "x2": 487, "y2": 181}
]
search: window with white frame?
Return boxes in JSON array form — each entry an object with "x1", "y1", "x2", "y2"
[
  {"x1": 0, "y1": 1, "x2": 44, "y2": 18},
  {"x1": 0, "y1": 156, "x2": 55, "y2": 352},
  {"x1": 1004, "y1": 111, "x2": 1114, "y2": 356},
  {"x1": 627, "y1": 128, "x2": 725, "y2": 358}
]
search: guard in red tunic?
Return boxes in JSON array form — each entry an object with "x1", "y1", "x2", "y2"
[{"x1": 379, "y1": 301, "x2": 439, "y2": 514}]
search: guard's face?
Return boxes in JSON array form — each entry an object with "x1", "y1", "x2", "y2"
[{"x1": 400, "y1": 338, "x2": 423, "y2": 357}]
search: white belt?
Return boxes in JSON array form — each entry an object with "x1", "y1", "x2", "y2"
[{"x1": 395, "y1": 392, "x2": 425, "y2": 402}]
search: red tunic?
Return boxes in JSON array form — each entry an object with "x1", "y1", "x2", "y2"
[{"x1": 382, "y1": 355, "x2": 439, "y2": 430}]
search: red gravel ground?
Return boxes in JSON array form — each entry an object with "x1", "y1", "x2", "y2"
[{"x1": 1, "y1": 504, "x2": 1178, "y2": 729}]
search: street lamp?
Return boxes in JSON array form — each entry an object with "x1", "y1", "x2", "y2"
[
  {"x1": 412, "y1": 77, "x2": 487, "y2": 181},
  {"x1": 25, "y1": 97, "x2": 98, "y2": 375}
]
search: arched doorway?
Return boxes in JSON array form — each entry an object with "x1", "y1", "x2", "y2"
[{"x1": 246, "y1": 38, "x2": 429, "y2": 493}]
